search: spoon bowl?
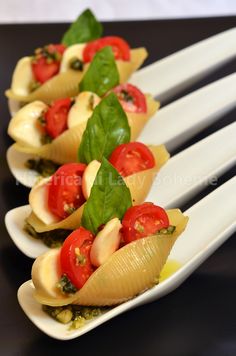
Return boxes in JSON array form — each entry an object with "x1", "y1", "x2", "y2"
[
  {"x1": 18, "y1": 177, "x2": 236, "y2": 339},
  {"x1": 130, "y1": 27, "x2": 236, "y2": 100},
  {"x1": 5, "y1": 122, "x2": 236, "y2": 258}
]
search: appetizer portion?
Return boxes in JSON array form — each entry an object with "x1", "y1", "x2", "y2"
[
  {"x1": 25, "y1": 140, "x2": 168, "y2": 238},
  {"x1": 5, "y1": 10, "x2": 147, "y2": 104},
  {"x1": 8, "y1": 80, "x2": 159, "y2": 177},
  {"x1": 31, "y1": 158, "x2": 188, "y2": 319}
]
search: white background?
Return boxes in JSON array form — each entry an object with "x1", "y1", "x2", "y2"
[{"x1": 0, "y1": 0, "x2": 236, "y2": 23}]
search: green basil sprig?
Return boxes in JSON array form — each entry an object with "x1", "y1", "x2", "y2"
[
  {"x1": 78, "y1": 92, "x2": 130, "y2": 164},
  {"x1": 79, "y1": 46, "x2": 119, "y2": 97},
  {"x1": 81, "y1": 158, "x2": 132, "y2": 234},
  {"x1": 61, "y1": 9, "x2": 103, "y2": 46}
]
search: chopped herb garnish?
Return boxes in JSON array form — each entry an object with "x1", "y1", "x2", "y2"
[
  {"x1": 134, "y1": 221, "x2": 145, "y2": 233},
  {"x1": 30, "y1": 80, "x2": 41, "y2": 92},
  {"x1": 41, "y1": 133, "x2": 53, "y2": 145},
  {"x1": 57, "y1": 274, "x2": 78, "y2": 294},
  {"x1": 70, "y1": 58, "x2": 84, "y2": 71},
  {"x1": 34, "y1": 46, "x2": 62, "y2": 62},
  {"x1": 64, "y1": 204, "x2": 77, "y2": 216},
  {"x1": 75, "y1": 247, "x2": 86, "y2": 266},
  {"x1": 24, "y1": 222, "x2": 71, "y2": 248},
  {"x1": 25, "y1": 158, "x2": 60, "y2": 177},
  {"x1": 157, "y1": 225, "x2": 176, "y2": 235},
  {"x1": 37, "y1": 115, "x2": 46, "y2": 126},
  {"x1": 120, "y1": 90, "x2": 134, "y2": 103}
]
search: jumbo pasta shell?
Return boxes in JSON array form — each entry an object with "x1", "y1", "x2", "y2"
[
  {"x1": 128, "y1": 94, "x2": 160, "y2": 141},
  {"x1": 6, "y1": 48, "x2": 147, "y2": 104},
  {"x1": 27, "y1": 145, "x2": 169, "y2": 233},
  {"x1": 116, "y1": 48, "x2": 148, "y2": 83},
  {"x1": 34, "y1": 209, "x2": 188, "y2": 306},
  {"x1": 26, "y1": 204, "x2": 85, "y2": 233},
  {"x1": 11, "y1": 95, "x2": 159, "y2": 164},
  {"x1": 13, "y1": 122, "x2": 87, "y2": 164},
  {"x1": 6, "y1": 70, "x2": 87, "y2": 104}
]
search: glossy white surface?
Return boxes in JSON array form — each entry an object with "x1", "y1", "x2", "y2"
[
  {"x1": 17, "y1": 177, "x2": 236, "y2": 339},
  {"x1": 5, "y1": 122, "x2": 236, "y2": 258},
  {"x1": 6, "y1": 145, "x2": 39, "y2": 188},
  {"x1": 131, "y1": 27, "x2": 236, "y2": 101},
  {"x1": 139, "y1": 73, "x2": 236, "y2": 151},
  {"x1": 5, "y1": 205, "x2": 49, "y2": 258},
  {"x1": 147, "y1": 122, "x2": 236, "y2": 208}
]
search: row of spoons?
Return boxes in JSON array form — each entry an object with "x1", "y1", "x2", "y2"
[{"x1": 4, "y1": 27, "x2": 236, "y2": 339}]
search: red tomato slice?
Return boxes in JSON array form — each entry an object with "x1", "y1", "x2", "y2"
[
  {"x1": 32, "y1": 43, "x2": 66, "y2": 84},
  {"x1": 32, "y1": 57, "x2": 59, "y2": 84},
  {"x1": 109, "y1": 142, "x2": 155, "y2": 177},
  {"x1": 122, "y1": 203, "x2": 170, "y2": 243},
  {"x1": 60, "y1": 227, "x2": 94, "y2": 289},
  {"x1": 48, "y1": 163, "x2": 86, "y2": 219},
  {"x1": 44, "y1": 97, "x2": 71, "y2": 139},
  {"x1": 83, "y1": 36, "x2": 131, "y2": 63},
  {"x1": 113, "y1": 84, "x2": 147, "y2": 113}
]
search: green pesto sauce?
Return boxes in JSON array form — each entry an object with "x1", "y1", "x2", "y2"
[
  {"x1": 43, "y1": 304, "x2": 107, "y2": 330},
  {"x1": 157, "y1": 225, "x2": 176, "y2": 235},
  {"x1": 70, "y1": 57, "x2": 84, "y2": 71},
  {"x1": 57, "y1": 274, "x2": 78, "y2": 294},
  {"x1": 25, "y1": 158, "x2": 60, "y2": 177},
  {"x1": 24, "y1": 222, "x2": 71, "y2": 248}
]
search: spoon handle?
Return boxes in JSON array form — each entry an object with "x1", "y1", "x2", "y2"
[
  {"x1": 172, "y1": 176, "x2": 236, "y2": 264},
  {"x1": 139, "y1": 176, "x2": 236, "y2": 306},
  {"x1": 147, "y1": 122, "x2": 236, "y2": 208},
  {"x1": 139, "y1": 73, "x2": 236, "y2": 151},
  {"x1": 130, "y1": 27, "x2": 236, "y2": 100}
]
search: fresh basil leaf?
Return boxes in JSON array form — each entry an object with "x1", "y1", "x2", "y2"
[
  {"x1": 81, "y1": 157, "x2": 132, "y2": 234},
  {"x1": 61, "y1": 9, "x2": 103, "y2": 46},
  {"x1": 79, "y1": 46, "x2": 119, "y2": 96},
  {"x1": 78, "y1": 92, "x2": 130, "y2": 164}
]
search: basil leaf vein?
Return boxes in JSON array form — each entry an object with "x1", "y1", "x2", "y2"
[
  {"x1": 78, "y1": 92, "x2": 130, "y2": 164},
  {"x1": 79, "y1": 46, "x2": 119, "y2": 96},
  {"x1": 61, "y1": 9, "x2": 103, "y2": 46},
  {"x1": 81, "y1": 157, "x2": 132, "y2": 234}
]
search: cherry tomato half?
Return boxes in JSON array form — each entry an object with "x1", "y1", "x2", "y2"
[
  {"x1": 83, "y1": 36, "x2": 131, "y2": 63},
  {"x1": 48, "y1": 163, "x2": 87, "y2": 220},
  {"x1": 109, "y1": 142, "x2": 155, "y2": 177},
  {"x1": 44, "y1": 97, "x2": 71, "y2": 139},
  {"x1": 60, "y1": 227, "x2": 94, "y2": 289},
  {"x1": 32, "y1": 43, "x2": 66, "y2": 84},
  {"x1": 113, "y1": 83, "x2": 147, "y2": 113},
  {"x1": 122, "y1": 203, "x2": 170, "y2": 243}
]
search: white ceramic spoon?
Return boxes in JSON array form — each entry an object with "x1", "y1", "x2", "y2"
[
  {"x1": 8, "y1": 27, "x2": 236, "y2": 117},
  {"x1": 7, "y1": 73, "x2": 236, "y2": 188},
  {"x1": 5, "y1": 122, "x2": 236, "y2": 259},
  {"x1": 139, "y1": 72, "x2": 236, "y2": 151},
  {"x1": 130, "y1": 27, "x2": 236, "y2": 100},
  {"x1": 6, "y1": 148, "x2": 41, "y2": 188},
  {"x1": 146, "y1": 121, "x2": 236, "y2": 208},
  {"x1": 17, "y1": 176, "x2": 236, "y2": 340}
]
